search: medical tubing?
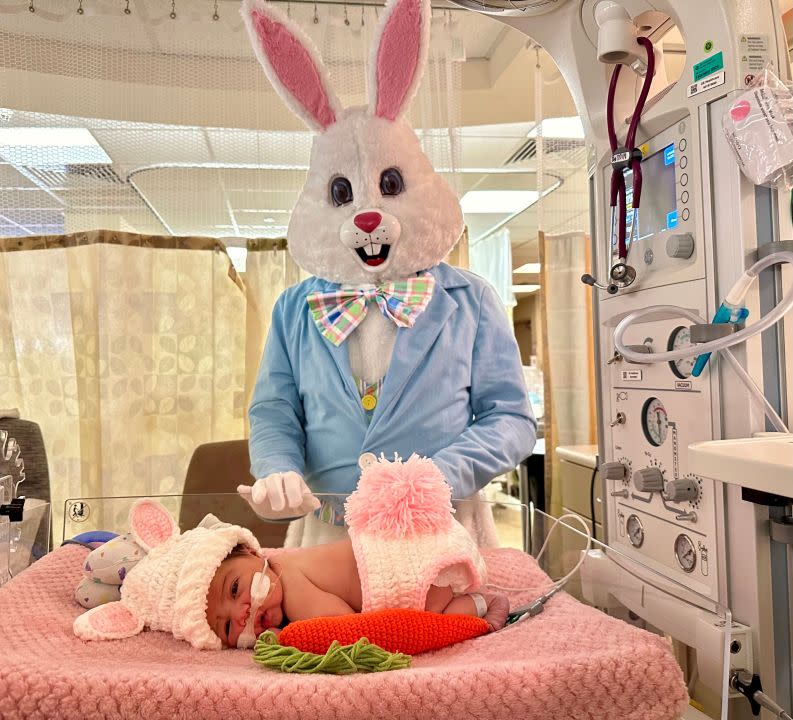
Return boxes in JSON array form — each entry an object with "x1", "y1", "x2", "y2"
[
  {"x1": 486, "y1": 513, "x2": 592, "y2": 595},
  {"x1": 627, "y1": 39, "x2": 655, "y2": 212},
  {"x1": 721, "y1": 346, "x2": 788, "y2": 432},
  {"x1": 606, "y1": 37, "x2": 654, "y2": 260},
  {"x1": 626, "y1": 38, "x2": 655, "y2": 151},
  {"x1": 615, "y1": 306, "x2": 788, "y2": 432},
  {"x1": 614, "y1": 251, "x2": 793, "y2": 365},
  {"x1": 606, "y1": 63, "x2": 621, "y2": 153}
]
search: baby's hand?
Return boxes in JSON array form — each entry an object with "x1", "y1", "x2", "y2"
[
  {"x1": 483, "y1": 593, "x2": 510, "y2": 632},
  {"x1": 238, "y1": 472, "x2": 321, "y2": 520}
]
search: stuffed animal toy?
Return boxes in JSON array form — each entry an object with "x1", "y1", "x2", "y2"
[{"x1": 238, "y1": 0, "x2": 536, "y2": 545}]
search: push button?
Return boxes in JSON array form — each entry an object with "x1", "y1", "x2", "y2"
[{"x1": 358, "y1": 452, "x2": 377, "y2": 470}]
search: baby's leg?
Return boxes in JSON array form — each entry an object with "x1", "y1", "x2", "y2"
[{"x1": 425, "y1": 585, "x2": 510, "y2": 631}]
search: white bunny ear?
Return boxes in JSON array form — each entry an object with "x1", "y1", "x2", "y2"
[
  {"x1": 241, "y1": 0, "x2": 342, "y2": 132},
  {"x1": 197, "y1": 513, "x2": 231, "y2": 530},
  {"x1": 74, "y1": 602, "x2": 144, "y2": 641},
  {"x1": 368, "y1": 0, "x2": 431, "y2": 121},
  {"x1": 128, "y1": 499, "x2": 178, "y2": 553}
]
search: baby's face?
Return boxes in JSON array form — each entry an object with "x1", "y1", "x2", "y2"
[{"x1": 205, "y1": 551, "x2": 284, "y2": 648}]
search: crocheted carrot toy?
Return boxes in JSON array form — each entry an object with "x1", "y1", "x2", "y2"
[{"x1": 253, "y1": 608, "x2": 490, "y2": 674}]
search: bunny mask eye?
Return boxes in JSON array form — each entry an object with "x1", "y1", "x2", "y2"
[
  {"x1": 379, "y1": 168, "x2": 404, "y2": 197},
  {"x1": 330, "y1": 176, "x2": 354, "y2": 207}
]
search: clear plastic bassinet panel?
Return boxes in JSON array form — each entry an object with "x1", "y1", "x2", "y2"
[
  {"x1": 60, "y1": 492, "x2": 732, "y2": 718},
  {"x1": 0, "y1": 490, "x2": 50, "y2": 588}
]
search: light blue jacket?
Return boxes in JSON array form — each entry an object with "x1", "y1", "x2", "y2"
[{"x1": 248, "y1": 262, "x2": 537, "y2": 500}]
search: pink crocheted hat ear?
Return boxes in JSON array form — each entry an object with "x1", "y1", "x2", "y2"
[
  {"x1": 73, "y1": 601, "x2": 144, "y2": 642},
  {"x1": 368, "y1": 0, "x2": 431, "y2": 121},
  {"x1": 241, "y1": 0, "x2": 341, "y2": 132},
  {"x1": 128, "y1": 499, "x2": 178, "y2": 553}
]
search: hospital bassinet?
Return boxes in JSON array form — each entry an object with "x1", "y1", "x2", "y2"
[{"x1": 0, "y1": 493, "x2": 708, "y2": 720}]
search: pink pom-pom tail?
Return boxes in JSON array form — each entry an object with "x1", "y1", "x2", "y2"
[{"x1": 345, "y1": 454, "x2": 453, "y2": 538}]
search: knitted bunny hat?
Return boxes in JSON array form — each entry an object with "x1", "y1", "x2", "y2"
[{"x1": 73, "y1": 499, "x2": 261, "y2": 650}]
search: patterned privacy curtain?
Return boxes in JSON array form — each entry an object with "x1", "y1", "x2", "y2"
[
  {"x1": 243, "y1": 239, "x2": 308, "y2": 422},
  {"x1": 539, "y1": 230, "x2": 597, "y2": 517},
  {"x1": 0, "y1": 230, "x2": 249, "y2": 531}
]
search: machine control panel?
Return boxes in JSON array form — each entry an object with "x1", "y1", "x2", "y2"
[
  {"x1": 600, "y1": 118, "x2": 700, "y2": 294},
  {"x1": 600, "y1": 273, "x2": 720, "y2": 599}
]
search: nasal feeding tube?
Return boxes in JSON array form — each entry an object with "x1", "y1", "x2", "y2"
[
  {"x1": 236, "y1": 558, "x2": 275, "y2": 649},
  {"x1": 613, "y1": 250, "x2": 793, "y2": 433}
]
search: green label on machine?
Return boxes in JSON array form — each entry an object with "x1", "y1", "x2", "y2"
[{"x1": 693, "y1": 51, "x2": 724, "y2": 81}]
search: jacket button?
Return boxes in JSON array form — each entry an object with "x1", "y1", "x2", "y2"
[
  {"x1": 358, "y1": 452, "x2": 377, "y2": 470},
  {"x1": 361, "y1": 394, "x2": 377, "y2": 411}
]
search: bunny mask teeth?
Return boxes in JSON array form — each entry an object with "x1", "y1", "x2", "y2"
[{"x1": 355, "y1": 243, "x2": 391, "y2": 267}]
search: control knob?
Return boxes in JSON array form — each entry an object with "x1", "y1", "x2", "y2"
[
  {"x1": 633, "y1": 467, "x2": 664, "y2": 492},
  {"x1": 666, "y1": 233, "x2": 695, "y2": 260},
  {"x1": 664, "y1": 478, "x2": 699, "y2": 502},
  {"x1": 600, "y1": 462, "x2": 628, "y2": 481}
]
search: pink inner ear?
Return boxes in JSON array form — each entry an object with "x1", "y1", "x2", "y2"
[
  {"x1": 90, "y1": 604, "x2": 139, "y2": 635},
  {"x1": 130, "y1": 501, "x2": 174, "y2": 549},
  {"x1": 375, "y1": 0, "x2": 422, "y2": 121},
  {"x1": 252, "y1": 10, "x2": 336, "y2": 130}
]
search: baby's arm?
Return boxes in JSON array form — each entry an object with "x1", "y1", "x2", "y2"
[
  {"x1": 425, "y1": 586, "x2": 510, "y2": 631},
  {"x1": 287, "y1": 571, "x2": 356, "y2": 621}
]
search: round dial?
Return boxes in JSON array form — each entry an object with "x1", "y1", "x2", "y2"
[
  {"x1": 641, "y1": 397, "x2": 669, "y2": 447},
  {"x1": 674, "y1": 534, "x2": 697, "y2": 573},
  {"x1": 626, "y1": 514, "x2": 644, "y2": 548},
  {"x1": 667, "y1": 326, "x2": 695, "y2": 379}
]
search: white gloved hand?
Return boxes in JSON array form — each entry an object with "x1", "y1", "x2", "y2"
[{"x1": 237, "y1": 472, "x2": 321, "y2": 520}]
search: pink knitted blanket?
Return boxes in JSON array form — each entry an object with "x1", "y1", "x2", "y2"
[{"x1": 0, "y1": 544, "x2": 688, "y2": 720}]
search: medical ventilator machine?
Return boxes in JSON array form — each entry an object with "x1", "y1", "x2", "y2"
[{"x1": 447, "y1": 0, "x2": 793, "y2": 718}]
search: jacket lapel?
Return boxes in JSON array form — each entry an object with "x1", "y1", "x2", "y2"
[{"x1": 306, "y1": 278, "x2": 366, "y2": 421}]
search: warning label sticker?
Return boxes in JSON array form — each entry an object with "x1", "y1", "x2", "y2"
[{"x1": 739, "y1": 34, "x2": 770, "y2": 87}]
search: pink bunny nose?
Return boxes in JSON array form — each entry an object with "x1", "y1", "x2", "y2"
[{"x1": 354, "y1": 212, "x2": 382, "y2": 234}]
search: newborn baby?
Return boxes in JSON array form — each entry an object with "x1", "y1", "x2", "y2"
[
  {"x1": 74, "y1": 454, "x2": 506, "y2": 650},
  {"x1": 206, "y1": 539, "x2": 509, "y2": 648}
]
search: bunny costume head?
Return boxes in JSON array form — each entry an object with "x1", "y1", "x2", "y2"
[{"x1": 241, "y1": 0, "x2": 464, "y2": 284}]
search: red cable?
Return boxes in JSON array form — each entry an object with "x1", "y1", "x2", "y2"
[{"x1": 628, "y1": 37, "x2": 655, "y2": 212}]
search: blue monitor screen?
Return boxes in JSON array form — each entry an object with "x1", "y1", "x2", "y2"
[{"x1": 624, "y1": 143, "x2": 678, "y2": 242}]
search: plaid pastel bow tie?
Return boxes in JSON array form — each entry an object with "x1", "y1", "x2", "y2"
[{"x1": 306, "y1": 273, "x2": 436, "y2": 346}]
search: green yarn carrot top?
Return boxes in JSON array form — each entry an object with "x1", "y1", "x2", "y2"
[{"x1": 253, "y1": 631, "x2": 411, "y2": 674}]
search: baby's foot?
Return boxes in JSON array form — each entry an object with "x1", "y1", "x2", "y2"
[{"x1": 483, "y1": 593, "x2": 510, "y2": 631}]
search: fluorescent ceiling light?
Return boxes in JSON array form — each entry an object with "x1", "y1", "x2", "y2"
[
  {"x1": 0, "y1": 127, "x2": 111, "y2": 165},
  {"x1": 527, "y1": 116, "x2": 585, "y2": 140},
  {"x1": 512, "y1": 284, "x2": 540, "y2": 294},
  {"x1": 513, "y1": 263, "x2": 541, "y2": 274},
  {"x1": 460, "y1": 190, "x2": 539, "y2": 215}
]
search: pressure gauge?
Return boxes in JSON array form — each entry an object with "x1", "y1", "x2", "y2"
[
  {"x1": 667, "y1": 326, "x2": 695, "y2": 379},
  {"x1": 674, "y1": 534, "x2": 697, "y2": 573},
  {"x1": 641, "y1": 397, "x2": 669, "y2": 447},
  {"x1": 626, "y1": 514, "x2": 644, "y2": 548}
]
